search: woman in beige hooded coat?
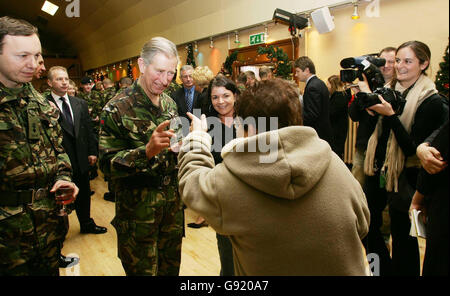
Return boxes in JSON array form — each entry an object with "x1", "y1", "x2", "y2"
[{"x1": 178, "y1": 78, "x2": 370, "y2": 276}]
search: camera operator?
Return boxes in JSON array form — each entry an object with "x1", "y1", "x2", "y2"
[
  {"x1": 379, "y1": 47, "x2": 396, "y2": 85},
  {"x1": 361, "y1": 41, "x2": 446, "y2": 276}
]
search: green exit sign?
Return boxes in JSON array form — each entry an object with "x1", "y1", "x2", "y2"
[{"x1": 249, "y1": 32, "x2": 265, "y2": 45}]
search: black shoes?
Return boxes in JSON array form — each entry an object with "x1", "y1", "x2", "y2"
[
  {"x1": 187, "y1": 222, "x2": 208, "y2": 229},
  {"x1": 59, "y1": 254, "x2": 79, "y2": 268},
  {"x1": 80, "y1": 221, "x2": 107, "y2": 234}
]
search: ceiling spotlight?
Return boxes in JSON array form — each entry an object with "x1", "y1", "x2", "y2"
[
  {"x1": 210, "y1": 37, "x2": 214, "y2": 48},
  {"x1": 194, "y1": 41, "x2": 198, "y2": 52},
  {"x1": 273, "y1": 8, "x2": 308, "y2": 34},
  {"x1": 234, "y1": 31, "x2": 240, "y2": 44},
  {"x1": 41, "y1": 1, "x2": 59, "y2": 16},
  {"x1": 351, "y1": 2, "x2": 360, "y2": 20}
]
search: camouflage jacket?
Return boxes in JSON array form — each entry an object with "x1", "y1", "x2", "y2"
[
  {"x1": 0, "y1": 82, "x2": 72, "y2": 220},
  {"x1": 41, "y1": 89, "x2": 51, "y2": 98},
  {"x1": 78, "y1": 90, "x2": 103, "y2": 121},
  {"x1": 102, "y1": 87, "x2": 117, "y2": 108},
  {"x1": 99, "y1": 81, "x2": 179, "y2": 182},
  {"x1": 163, "y1": 82, "x2": 182, "y2": 97}
]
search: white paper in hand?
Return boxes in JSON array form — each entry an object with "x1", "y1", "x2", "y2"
[{"x1": 409, "y1": 209, "x2": 427, "y2": 238}]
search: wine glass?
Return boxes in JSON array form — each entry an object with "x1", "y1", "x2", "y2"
[
  {"x1": 55, "y1": 187, "x2": 74, "y2": 216},
  {"x1": 169, "y1": 115, "x2": 184, "y2": 151}
]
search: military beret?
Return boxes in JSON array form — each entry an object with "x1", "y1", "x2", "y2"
[{"x1": 81, "y1": 76, "x2": 93, "y2": 85}]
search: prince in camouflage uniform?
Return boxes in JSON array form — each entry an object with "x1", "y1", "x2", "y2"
[
  {"x1": 0, "y1": 16, "x2": 78, "y2": 276},
  {"x1": 99, "y1": 37, "x2": 183, "y2": 276}
]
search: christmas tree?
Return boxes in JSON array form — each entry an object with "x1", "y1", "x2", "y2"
[
  {"x1": 186, "y1": 43, "x2": 196, "y2": 68},
  {"x1": 435, "y1": 42, "x2": 449, "y2": 99}
]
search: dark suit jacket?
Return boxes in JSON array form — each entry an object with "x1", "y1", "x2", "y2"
[
  {"x1": 171, "y1": 87, "x2": 201, "y2": 120},
  {"x1": 302, "y1": 75, "x2": 332, "y2": 143},
  {"x1": 329, "y1": 91, "x2": 350, "y2": 156},
  {"x1": 47, "y1": 94, "x2": 98, "y2": 176}
]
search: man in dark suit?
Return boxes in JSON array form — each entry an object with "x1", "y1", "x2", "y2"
[
  {"x1": 47, "y1": 66, "x2": 107, "y2": 236},
  {"x1": 171, "y1": 64, "x2": 201, "y2": 120},
  {"x1": 294, "y1": 56, "x2": 332, "y2": 144}
]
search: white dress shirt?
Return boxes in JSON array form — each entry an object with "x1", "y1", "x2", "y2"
[{"x1": 51, "y1": 92, "x2": 74, "y2": 121}]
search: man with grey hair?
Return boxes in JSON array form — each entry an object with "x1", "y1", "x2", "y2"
[
  {"x1": 171, "y1": 64, "x2": 201, "y2": 120},
  {"x1": 259, "y1": 66, "x2": 273, "y2": 81},
  {"x1": 99, "y1": 37, "x2": 183, "y2": 276}
]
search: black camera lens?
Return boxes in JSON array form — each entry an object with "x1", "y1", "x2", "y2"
[{"x1": 340, "y1": 70, "x2": 358, "y2": 83}]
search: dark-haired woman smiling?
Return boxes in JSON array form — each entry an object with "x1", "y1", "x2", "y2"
[{"x1": 202, "y1": 74, "x2": 239, "y2": 276}]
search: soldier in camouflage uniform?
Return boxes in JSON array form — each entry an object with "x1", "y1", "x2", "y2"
[
  {"x1": 101, "y1": 78, "x2": 117, "y2": 108},
  {"x1": 99, "y1": 37, "x2": 183, "y2": 276},
  {"x1": 78, "y1": 77, "x2": 103, "y2": 135},
  {"x1": 0, "y1": 16, "x2": 78, "y2": 276}
]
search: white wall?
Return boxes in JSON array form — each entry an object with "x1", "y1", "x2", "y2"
[{"x1": 80, "y1": 0, "x2": 354, "y2": 69}]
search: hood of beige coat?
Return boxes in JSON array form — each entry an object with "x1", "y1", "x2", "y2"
[{"x1": 221, "y1": 126, "x2": 332, "y2": 200}]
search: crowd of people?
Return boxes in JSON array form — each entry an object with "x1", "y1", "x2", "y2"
[{"x1": 0, "y1": 15, "x2": 448, "y2": 276}]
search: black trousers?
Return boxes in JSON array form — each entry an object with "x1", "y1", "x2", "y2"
[
  {"x1": 60, "y1": 171, "x2": 93, "y2": 253},
  {"x1": 363, "y1": 173, "x2": 420, "y2": 276},
  {"x1": 216, "y1": 233, "x2": 234, "y2": 276},
  {"x1": 73, "y1": 172, "x2": 94, "y2": 227},
  {"x1": 363, "y1": 174, "x2": 392, "y2": 275},
  {"x1": 423, "y1": 234, "x2": 448, "y2": 276},
  {"x1": 389, "y1": 206, "x2": 420, "y2": 276}
]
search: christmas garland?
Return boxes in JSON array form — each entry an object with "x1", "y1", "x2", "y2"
[
  {"x1": 222, "y1": 50, "x2": 239, "y2": 76},
  {"x1": 257, "y1": 45, "x2": 292, "y2": 79}
]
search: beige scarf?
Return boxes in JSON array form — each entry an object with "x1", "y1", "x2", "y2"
[{"x1": 364, "y1": 74, "x2": 437, "y2": 192}]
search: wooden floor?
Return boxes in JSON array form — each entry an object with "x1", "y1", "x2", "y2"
[
  {"x1": 60, "y1": 171, "x2": 425, "y2": 276},
  {"x1": 59, "y1": 171, "x2": 220, "y2": 276}
]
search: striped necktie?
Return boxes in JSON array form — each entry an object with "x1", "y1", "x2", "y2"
[
  {"x1": 185, "y1": 88, "x2": 193, "y2": 113},
  {"x1": 60, "y1": 97, "x2": 73, "y2": 127}
]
